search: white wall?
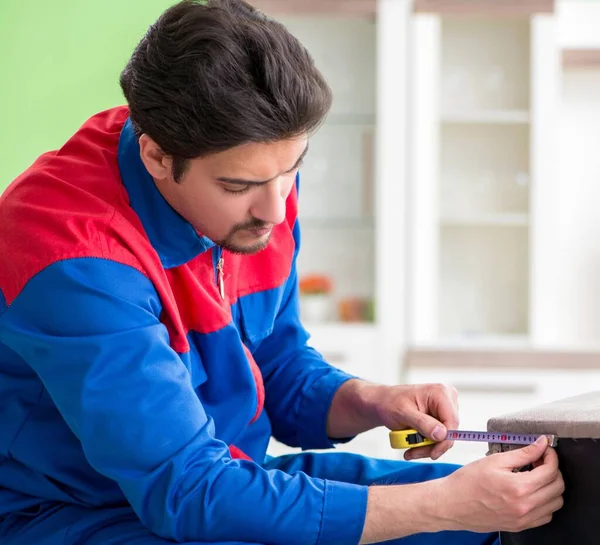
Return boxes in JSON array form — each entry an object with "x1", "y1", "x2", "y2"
[
  {"x1": 555, "y1": 67, "x2": 600, "y2": 347},
  {"x1": 557, "y1": 1, "x2": 600, "y2": 49}
]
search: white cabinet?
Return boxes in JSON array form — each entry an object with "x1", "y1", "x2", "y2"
[
  {"x1": 408, "y1": 1, "x2": 600, "y2": 352},
  {"x1": 408, "y1": 6, "x2": 560, "y2": 349}
]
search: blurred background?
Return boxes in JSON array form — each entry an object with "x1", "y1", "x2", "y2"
[{"x1": 1, "y1": 0, "x2": 600, "y2": 463}]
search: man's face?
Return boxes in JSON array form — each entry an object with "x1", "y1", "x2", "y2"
[{"x1": 147, "y1": 136, "x2": 308, "y2": 254}]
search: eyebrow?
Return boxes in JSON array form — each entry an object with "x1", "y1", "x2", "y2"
[{"x1": 216, "y1": 143, "x2": 309, "y2": 186}]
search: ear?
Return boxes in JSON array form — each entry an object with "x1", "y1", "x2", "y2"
[{"x1": 138, "y1": 134, "x2": 173, "y2": 180}]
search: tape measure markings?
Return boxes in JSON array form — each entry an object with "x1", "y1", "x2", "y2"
[
  {"x1": 446, "y1": 430, "x2": 557, "y2": 446},
  {"x1": 389, "y1": 429, "x2": 559, "y2": 449}
]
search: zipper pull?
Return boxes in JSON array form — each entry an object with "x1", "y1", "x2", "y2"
[{"x1": 217, "y1": 257, "x2": 225, "y2": 300}]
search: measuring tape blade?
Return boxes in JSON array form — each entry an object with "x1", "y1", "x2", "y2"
[
  {"x1": 446, "y1": 430, "x2": 558, "y2": 447},
  {"x1": 389, "y1": 429, "x2": 558, "y2": 450}
]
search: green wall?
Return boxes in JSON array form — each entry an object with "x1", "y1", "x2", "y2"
[{"x1": 0, "y1": 0, "x2": 177, "y2": 190}]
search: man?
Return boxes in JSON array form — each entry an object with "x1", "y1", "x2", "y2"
[{"x1": 0, "y1": 1, "x2": 564, "y2": 544}]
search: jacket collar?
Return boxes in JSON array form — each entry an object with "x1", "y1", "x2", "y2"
[{"x1": 117, "y1": 118, "x2": 216, "y2": 269}]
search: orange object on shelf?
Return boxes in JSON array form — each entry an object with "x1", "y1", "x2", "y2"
[
  {"x1": 338, "y1": 297, "x2": 374, "y2": 322},
  {"x1": 299, "y1": 273, "x2": 333, "y2": 295}
]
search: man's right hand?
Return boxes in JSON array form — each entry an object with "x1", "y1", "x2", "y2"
[
  {"x1": 434, "y1": 435, "x2": 565, "y2": 533},
  {"x1": 360, "y1": 435, "x2": 564, "y2": 544}
]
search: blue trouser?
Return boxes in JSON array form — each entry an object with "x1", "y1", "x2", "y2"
[{"x1": 0, "y1": 452, "x2": 499, "y2": 544}]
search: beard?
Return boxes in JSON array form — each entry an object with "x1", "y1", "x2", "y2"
[{"x1": 214, "y1": 218, "x2": 273, "y2": 255}]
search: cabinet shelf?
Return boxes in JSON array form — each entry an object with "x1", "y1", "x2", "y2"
[
  {"x1": 303, "y1": 322, "x2": 378, "y2": 336},
  {"x1": 324, "y1": 113, "x2": 376, "y2": 126},
  {"x1": 300, "y1": 217, "x2": 374, "y2": 229},
  {"x1": 441, "y1": 213, "x2": 529, "y2": 227},
  {"x1": 441, "y1": 110, "x2": 530, "y2": 124},
  {"x1": 412, "y1": 334, "x2": 531, "y2": 351}
]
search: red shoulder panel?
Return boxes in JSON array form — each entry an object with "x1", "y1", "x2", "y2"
[{"x1": 0, "y1": 107, "x2": 135, "y2": 305}]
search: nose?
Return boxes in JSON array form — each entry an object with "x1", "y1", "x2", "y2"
[{"x1": 250, "y1": 178, "x2": 287, "y2": 226}]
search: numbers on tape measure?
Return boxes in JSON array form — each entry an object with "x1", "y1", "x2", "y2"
[
  {"x1": 389, "y1": 429, "x2": 558, "y2": 450},
  {"x1": 448, "y1": 430, "x2": 550, "y2": 445}
]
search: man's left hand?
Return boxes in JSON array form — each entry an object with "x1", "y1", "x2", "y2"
[
  {"x1": 328, "y1": 380, "x2": 459, "y2": 461},
  {"x1": 369, "y1": 383, "x2": 459, "y2": 461}
]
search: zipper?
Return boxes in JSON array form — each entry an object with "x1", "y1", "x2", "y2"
[{"x1": 214, "y1": 247, "x2": 225, "y2": 300}]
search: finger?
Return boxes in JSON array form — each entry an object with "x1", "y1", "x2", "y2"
[
  {"x1": 526, "y1": 477, "x2": 565, "y2": 509},
  {"x1": 430, "y1": 385, "x2": 460, "y2": 432},
  {"x1": 538, "y1": 442, "x2": 559, "y2": 470},
  {"x1": 538, "y1": 495, "x2": 565, "y2": 517},
  {"x1": 403, "y1": 409, "x2": 448, "y2": 443},
  {"x1": 441, "y1": 386, "x2": 460, "y2": 459},
  {"x1": 406, "y1": 439, "x2": 455, "y2": 461},
  {"x1": 531, "y1": 443, "x2": 554, "y2": 469},
  {"x1": 523, "y1": 514, "x2": 554, "y2": 531},
  {"x1": 430, "y1": 439, "x2": 455, "y2": 460},
  {"x1": 404, "y1": 445, "x2": 436, "y2": 460},
  {"x1": 451, "y1": 385, "x2": 459, "y2": 408},
  {"x1": 510, "y1": 495, "x2": 563, "y2": 533},
  {"x1": 521, "y1": 448, "x2": 560, "y2": 491},
  {"x1": 499, "y1": 436, "x2": 548, "y2": 470},
  {"x1": 525, "y1": 495, "x2": 565, "y2": 525}
]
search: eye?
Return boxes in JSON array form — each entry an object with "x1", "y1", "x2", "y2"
[
  {"x1": 287, "y1": 160, "x2": 303, "y2": 175},
  {"x1": 223, "y1": 185, "x2": 251, "y2": 195}
]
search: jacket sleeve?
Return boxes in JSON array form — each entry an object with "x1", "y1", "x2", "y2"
[
  {"x1": 253, "y1": 217, "x2": 360, "y2": 451},
  {"x1": 0, "y1": 257, "x2": 368, "y2": 545}
]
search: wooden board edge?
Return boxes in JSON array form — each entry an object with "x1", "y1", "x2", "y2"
[
  {"x1": 414, "y1": 0, "x2": 555, "y2": 16},
  {"x1": 563, "y1": 49, "x2": 600, "y2": 69},
  {"x1": 405, "y1": 349, "x2": 600, "y2": 369},
  {"x1": 249, "y1": 0, "x2": 376, "y2": 17}
]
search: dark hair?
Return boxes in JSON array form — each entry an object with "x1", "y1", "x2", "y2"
[{"x1": 120, "y1": 0, "x2": 332, "y2": 182}]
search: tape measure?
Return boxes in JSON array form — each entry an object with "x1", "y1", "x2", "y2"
[{"x1": 389, "y1": 429, "x2": 559, "y2": 449}]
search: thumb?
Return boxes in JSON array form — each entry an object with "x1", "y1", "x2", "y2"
[
  {"x1": 500, "y1": 435, "x2": 548, "y2": 469},
  {"x1": 403, "y1": 409, "x2": 447, "y2": 442}
]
